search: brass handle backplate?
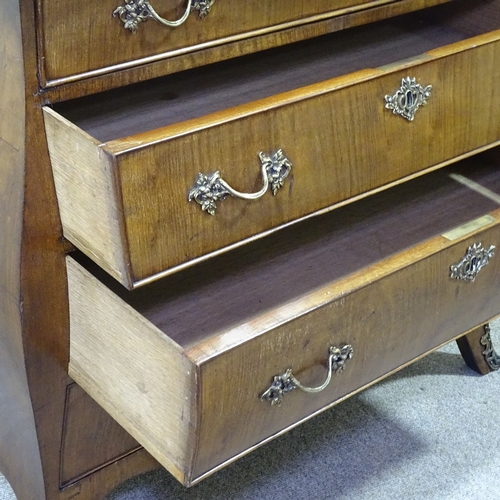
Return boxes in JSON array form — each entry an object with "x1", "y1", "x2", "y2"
[
  {"x1": 188, "y1": 149, "x2": 292, "y2": 215},
  {"x1": 450, "y1": 242, "x2": 495, "y2": 282},
  {"x1": 260, "y1": 344, "x2": 354, "y2": 406},
  {"x1": 384, "y1": 77, "x2": 432, "y2": 121},
  {"x1": 114, "y1": 0, "x2": 215, "y2": 33}
]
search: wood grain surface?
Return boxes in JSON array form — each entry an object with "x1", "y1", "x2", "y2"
[
  {"x1": 41, "y1": 0, "x2": 455, "y2": 101},
  {"x1": 45, "y1": 16, "x2": 500, "y2": 287},
  {"x1": 3, "y1": 0, "x2": 500, "y2": 497},
  {"x1": 193, "y1": 222, "x2": 500, "y2": 479},
  {"x1": 67, "y1": 257, "x2": 197, "y2": 484},
  {"x1": 0, "y1": 1, "x2": 47, "y2": 499},
  {"x1": 56, "y1": 18, "x2": 468, "y2": 140},
  {"x1": 77, "y1": 152, "x2": 500, "y2": 354},
  {"x1": 67, "y1": 151, "x2": 500, "y2": 485},
  {"x1": 60, "y1": 384, "x2": 141, "y2": 487},
  {"x1": 43, "y1": 108, "x2": 132, "y2": 285},
  {"x1": 0, "y1": 1, "x2": 161, "y2": 500},
  {"x1": 38, "y1": 0, "x2": 453, "y2": 86}
]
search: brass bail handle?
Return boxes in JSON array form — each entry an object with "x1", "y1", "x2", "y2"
[
  {"x1": 146, "y1": 0, "x2": 192, "y2": 27},
  {"x1": 219, "y1": 161, "x2": 270, "y2": 201},
  {"x1": 260, "y1": 345, "x2": 354, "y2": 406},
  {"x1": 188, "y1": 149, "x2": 292, "y2": 215},
  {"x1": 114, "y1": 0, "x2": 215, "y2": 33}
]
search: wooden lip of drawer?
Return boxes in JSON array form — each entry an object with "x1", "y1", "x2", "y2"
[
  {"x1": 38, "y1": 0, "x2": 448, "y2": 86},
  {"x1": 44, "y1": 8, "x2": 500, "y2": 289},
  {"x1": 68, "y1": 151, "x2": 500, "y2": 486}
]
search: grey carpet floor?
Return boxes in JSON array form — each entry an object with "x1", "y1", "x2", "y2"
[{"x1": 2, "y1": 320, "x2": 500, "y2": 500}]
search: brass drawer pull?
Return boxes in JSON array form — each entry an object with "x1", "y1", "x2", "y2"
[
  {"x1": 450, "y1": 242, "x2": 495, "y2": 282},
  {"x1": 260, "y1": 345, "x2": 354, "y2": 406},
  {"x1": 188, "y1": 149, "x2": 292, "y2": 215},
  {"x1": 113, "y1": 0, "x2": 215, "y2": 33},
  {"x1": 385, "y1": 77, "x2": 432, "y2": 121}
]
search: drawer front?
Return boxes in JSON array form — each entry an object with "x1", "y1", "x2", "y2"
[
  {"x1": 121, "y1": 37, "x2": 500, "y2": 286},
  {"x1": 192, "y1": 225, "x2": 500, "y2": 480},
  {"x1": 38, "y1": 0, "x2": 435, "y2": 84}
]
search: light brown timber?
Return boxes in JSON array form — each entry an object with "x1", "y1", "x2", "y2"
[
  {"x1": 45, "y1": 24, "x2": 500, "y2": 287},
  {"x1": 42, "y1": 110, "x2": 132, "y2": 285},
  {"x1": 0, "y1": 1, "x2": 45, "y2": 498},
  {"x1": 67, "y1": 257, "x2": 197, "y2": 485},
  {"x1": 0, "y1": 1, "x2": 160, "y2": 500},
  {"x1": 38, "y1": 0, "x2": 452, "y2": 90},
  {"x1": 1, "y1": 0, "x2": 500, "y2": 498},
  {"x1": 67, "y1": 157, "x2": 500, "y2": 484}
]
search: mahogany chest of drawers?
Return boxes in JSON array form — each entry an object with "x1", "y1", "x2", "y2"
[{"x1": 1, "y1": 0, "x2": 500, "y2": 498}]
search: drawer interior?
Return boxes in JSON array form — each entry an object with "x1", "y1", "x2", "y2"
[
  {"x1": 53, "y1": 0, "x2": 500, "y2": 142},
  {"x1": 73, "y1": 149, "x2": 500, "y2": 352}
]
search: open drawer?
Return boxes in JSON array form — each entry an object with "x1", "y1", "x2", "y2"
[
  {"x1": 68, "y1": 150, "x2": 500, "y2": 486},
  {"x1": 45, "y1": 1, "x2": 500, "y2": 288}
]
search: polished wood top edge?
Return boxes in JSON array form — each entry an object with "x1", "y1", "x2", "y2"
[
  {"x1": 188, "y1": 208, "x2": 500, "y2": 364},
  {"x1": 128, "y1": 140, "x2": 500, "y2": 289},
  {"x1": 103, "y1": 67, "x2": 377, "y2": 154},
  {"x1": 103, "y1": 29, "x2": 500, "y2": 155},
  {"x1": 40, "y1": 0, "x2": 401, "y2": 89}
]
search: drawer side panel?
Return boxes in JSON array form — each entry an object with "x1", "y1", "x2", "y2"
[
  {"x1": 44, "y1": 108, "x2": 132, "y2": 286},
  {"x1": 66, "y1": 257, "x2": 197, "y2": 484}
]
